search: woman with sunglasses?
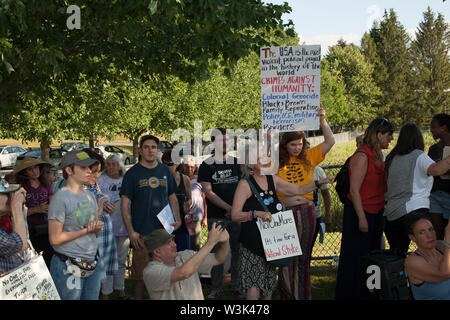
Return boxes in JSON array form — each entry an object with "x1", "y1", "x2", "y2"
[
  {"x1": 335, "y1": 117, "x2": 394, "y2": 300},
  {"x1": 161, "y1": 149, "x2": 192, "y2": 251}
]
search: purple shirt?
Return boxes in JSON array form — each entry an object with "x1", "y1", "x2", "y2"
[{"x1": 26, "y1": 185, "x2": 53, "y2": 226}]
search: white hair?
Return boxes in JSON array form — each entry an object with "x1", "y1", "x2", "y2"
[{"x1": 104, "y1": 154, "x2": 126, "y2": 177}]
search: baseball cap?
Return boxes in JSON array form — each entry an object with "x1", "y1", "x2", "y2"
[
  {"x1": 144, "y1": 229, "x2": 175, "y2": 254},
  {"x1": 59, "y1": 150, "x2": 99, "y2": 169}
]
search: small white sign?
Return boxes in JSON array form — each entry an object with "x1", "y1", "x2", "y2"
[
  {"x1": 157, "y1": 204, "x2": 175, "y2": 234},
  {"x1": 256, "y1": 210, "x2": 302, "y2": 261}
]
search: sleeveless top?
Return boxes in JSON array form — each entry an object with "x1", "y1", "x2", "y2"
[
  {"x1": 348, "y1": 144, "x2": 386, "y2": 214},
  {"x1": 409, "y1": 247, "x2": 450, "y2": 300},
  {"x1": 174, "y1": 173, "x2": 187, "y2": 232},
  {"x1": 240, "y1": 175, "x2": 283, "y2": 258}
]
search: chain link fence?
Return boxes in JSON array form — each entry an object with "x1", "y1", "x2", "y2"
[{"x1": 125, "y1": 163, "x2": 416, "y2": 270}]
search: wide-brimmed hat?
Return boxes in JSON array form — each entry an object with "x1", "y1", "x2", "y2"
[
  {"x1": 144, "y1": 229, "x2": 175, "y2": 254},
  {"x1": 59, "y1": 150, "x2": 99, "y2": 169},
  {"x1": 13, "y1": 157, "x2": 49, "y2": 174}
]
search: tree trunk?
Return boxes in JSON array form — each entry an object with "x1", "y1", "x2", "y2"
[
  {"x1": 132, "y1": 136, "x2": 139, "y2": 164},
  {"x1": 89, "y1": 138, "x2": 95, "y2": 149},
  {"x1": 40, "y1": 138, "x2": 50, "y2": 161}
]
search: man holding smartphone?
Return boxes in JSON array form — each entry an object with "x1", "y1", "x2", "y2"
[{"x1": 197, "y1": 128, "x2": 242, "y2": 298}]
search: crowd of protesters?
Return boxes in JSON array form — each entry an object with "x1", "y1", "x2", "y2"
[{"x1": 0, "y1": 111, "x2": 449, "y2": 301}]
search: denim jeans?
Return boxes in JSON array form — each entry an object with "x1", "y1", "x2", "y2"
[{"x1": 50, "y1": 254, "x2": 103, "y2": 300}]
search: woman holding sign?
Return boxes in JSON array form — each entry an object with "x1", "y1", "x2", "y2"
[
  {"x1": 276, "y1": 105, "x2": 335, "y2": 300},
  {"x1": 231, "y1": 147, "x2": 332, "y2": 300}
]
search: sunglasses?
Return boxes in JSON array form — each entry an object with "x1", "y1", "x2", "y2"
[
  {"x1": 373, "y1": 118, "x2": 393, "y2": 133},
  {"x1": 164, "y1": 162, "x2": 175, "y2": 167}
]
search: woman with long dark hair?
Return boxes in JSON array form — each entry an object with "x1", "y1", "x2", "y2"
[
  {"x1": 384, "y1": 123, "x2": 450, "y2": 253},
  {"x1": 276, "y1": 105, "x2": 335, "y2": 300},
  {"x1": 335, "y1": 117, "x2": 394, "y2": 300},
  {"x1": 14, "y1": 157, "x2": 55, "y2": 267}
]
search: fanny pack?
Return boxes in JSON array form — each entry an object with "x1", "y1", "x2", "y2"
[{"x1": 56, "y1": 251, "x2": 99, "y2": 278}]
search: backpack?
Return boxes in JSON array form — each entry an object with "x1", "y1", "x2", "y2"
[{"x1": 335, "y1": 150, "x2": 367, "y2": 204}]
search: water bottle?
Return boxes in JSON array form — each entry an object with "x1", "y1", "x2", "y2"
[{"x1": 333, "y1": 250, "x2": 339, "y2": 268}]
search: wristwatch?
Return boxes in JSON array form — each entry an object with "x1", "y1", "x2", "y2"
[{"x1": 314, "y1": 180, "x2": 320, "y2": 188}]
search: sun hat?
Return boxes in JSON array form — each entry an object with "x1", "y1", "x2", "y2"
[
  {"x1": 13, "y1": 156, "x2": 49, "y2": 174},
  {"x1": 144, "y1": 229, "x2": 175, "y2": 254}
]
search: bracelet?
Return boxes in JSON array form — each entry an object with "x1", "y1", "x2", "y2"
[
  {"x1": 443, "y1": 239, "x2": 450, "y2": 249},
  {"x1": 252, "y1": 210, "x2": 256, "y2": 220},
  {"x1": 247, "y1": 210, "x2": 252, "y2": 221}
]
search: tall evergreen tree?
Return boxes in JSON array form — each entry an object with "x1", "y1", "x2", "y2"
[
  {"x1": 410, "y1": 7, "x2": 449, "y2": 121},
  {"x1": 325, "y1": 44, "x2": 380, "y2": 127},
  {"x1": 361, "y1": 9, "x2": 414, "y2": 125}
]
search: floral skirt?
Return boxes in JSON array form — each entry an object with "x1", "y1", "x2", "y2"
[
  {"x1": 238, "y1": 244, "x2": 278, "y2": 297},
  {"x1": 278, "y1": 203, "x2": 316, "y2": 300}
]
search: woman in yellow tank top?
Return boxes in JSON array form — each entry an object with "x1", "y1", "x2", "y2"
[{"x1": 276, "y1": 105, "x2": 335, "y2": 300}]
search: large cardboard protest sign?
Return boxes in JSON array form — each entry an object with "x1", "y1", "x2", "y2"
[
  {"x1": 0, "y1": 254, "x2": 60, "y2": 300},
  {"x1": 256, "y1": 210, "x2": 302, "y2": 261},
  {"x1": 260, "y1": 45, "x2": 321, "y2": 132}
]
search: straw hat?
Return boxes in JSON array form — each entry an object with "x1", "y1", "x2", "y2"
[{"x1": 13, "y1": 156, "x2": 49, "y2": 174}]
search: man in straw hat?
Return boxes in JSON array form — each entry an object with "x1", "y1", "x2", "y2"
[{"x1": 142, "y1": 222, "x2": 229, "y2": 300}]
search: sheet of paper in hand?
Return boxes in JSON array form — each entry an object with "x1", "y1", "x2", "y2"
[
  {"x1": 0, "y1": 254, "x2": 60, "y2": 300},
  {"x1": 157, "y1": 204, "x2": 175, "y2": 234},
  {"x1": 256, "y1": 210, "x2": 302, "y2": 261}
]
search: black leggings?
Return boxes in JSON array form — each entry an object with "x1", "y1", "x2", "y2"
[{"x1": 334, "y1": 199, "x2": 384, "y2": 300}]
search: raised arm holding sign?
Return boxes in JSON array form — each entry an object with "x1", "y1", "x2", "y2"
[{"x1": 261, "y1": 45, "x2": 321, "y2": 132}]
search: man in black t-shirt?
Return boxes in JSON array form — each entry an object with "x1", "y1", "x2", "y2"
[
  {"x1": 428, "y1": 114, "x2": 450, "y2": 240},
  {"x1": 197, "y1": 128, "x2": 242, "y2": 298}
]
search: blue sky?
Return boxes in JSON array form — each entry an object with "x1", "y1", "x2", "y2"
[{"x1": 268, "y1": 0, "x2": 449, "y2": 54}]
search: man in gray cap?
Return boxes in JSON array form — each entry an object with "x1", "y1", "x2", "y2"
[{"x1": 142, "y1": 222, "x2": 229, "y2": 300}]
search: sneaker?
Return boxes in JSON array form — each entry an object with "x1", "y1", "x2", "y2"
[{"x1": 207, "y1": 289, "x2": 223, "y2": 299}]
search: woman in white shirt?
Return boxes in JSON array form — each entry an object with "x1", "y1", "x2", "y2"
[{"x1": 384, "y1": 123, "x2": 450, "y2": 253}]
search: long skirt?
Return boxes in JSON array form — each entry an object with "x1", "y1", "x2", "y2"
[{"x1": 278, "y1": 203, "x2": 316, "y2": 300}]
